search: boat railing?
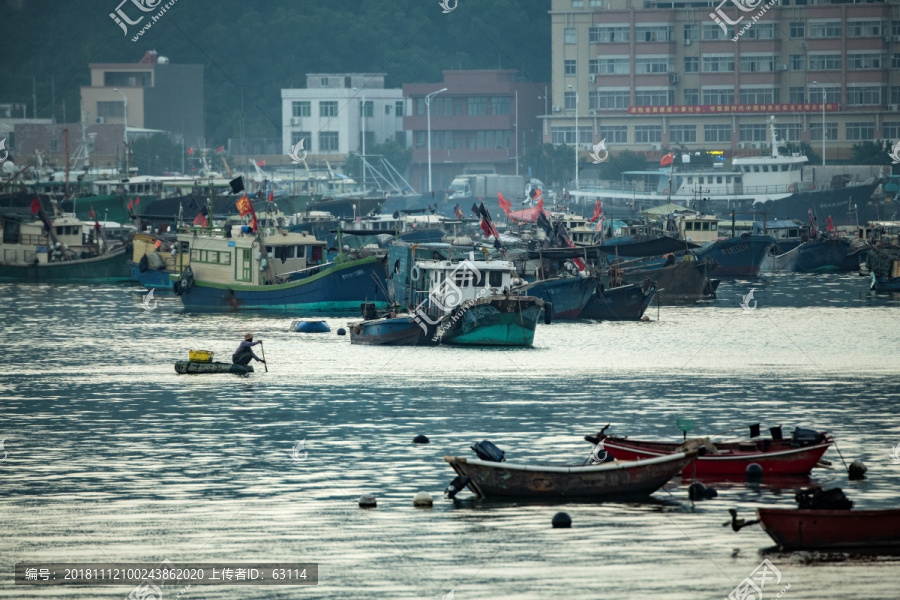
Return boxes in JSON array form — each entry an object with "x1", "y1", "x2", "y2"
[{"x1": 274, "y1": 261, "x2": 333, "y2": 283}]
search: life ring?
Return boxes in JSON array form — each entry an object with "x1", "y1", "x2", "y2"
[
  {"x1": 788, "y1": 184, "x2": 797, "y2": 193},
  {"x1": 410, "y1": 265, "x2": 423, "y2": 282},
  {"x1": 138, "y1": 255, "x2": 148, "y2": 272},
  {"x1": 662, "y1": 188, "x2": 670, "y2": 196},
  {"x1": 808, "y1": 183, "x2": 816, "y2": 190}
]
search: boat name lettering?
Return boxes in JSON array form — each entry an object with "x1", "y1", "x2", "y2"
[
  {"x1": 341, "y1": 269, "x2": 364, "y2": 280},
  {"x1": 720, "y1": 244, "x2": 749, "y2": 256}
]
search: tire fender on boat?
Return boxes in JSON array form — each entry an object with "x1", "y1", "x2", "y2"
[
  {"x1": 662, "y1": 188, "x2": 670, "y2": 196},
  {"x1": 138, "y1": 255, "x2": 149, "y2": 272},
  {"x1": 543, "y1": 302, "x2": 553, "y2": 325},
  {"x1": 788, "y1": 184, "x2": 797, "y2": 193},
  {"x1": 808, "y1": 182, "x2": 816, "y2": 190},
  {"x1": 410, "y1": 265, "x2": 423, "y2": 282}
]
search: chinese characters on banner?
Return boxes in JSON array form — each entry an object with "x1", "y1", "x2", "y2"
[{"x1": 627, "y1": 103, "x2": 838, "y2": 115}]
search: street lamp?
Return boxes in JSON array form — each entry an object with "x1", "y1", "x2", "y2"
[
  {"x1": 812, "y1": 81, "x2": 825, "y2": 166},
  {"x1": 352, "y1": 87, "x2": 368, "y2": 190},
  {"x1": 425, "y1": 87, "x2": 448, "y2": 195},
  {"x1": 113, "y1": 87, "x2": 129, "y2": 172},
  {"x1": 568, "y1": 84, "x2": 579, "y2": 191}
]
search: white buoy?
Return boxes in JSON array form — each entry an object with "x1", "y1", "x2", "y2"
[
  {"x1": 358, "y1": 494, "x2": 377, "y2": 508},
  {"x1": 413, "y1": 491, "x2": 433, "y2": 507}
]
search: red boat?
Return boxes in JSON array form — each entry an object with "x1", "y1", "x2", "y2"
[
  {"x1": 585, "y1": 428, "x2": 833, "y2": 478},
  {"x1": 757, "y1": 508, "x2": 900, "y2": 550}
]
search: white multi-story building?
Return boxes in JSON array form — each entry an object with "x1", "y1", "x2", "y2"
[{"x1": 281, "y1": 73, "x2": 407, "y2": 161}]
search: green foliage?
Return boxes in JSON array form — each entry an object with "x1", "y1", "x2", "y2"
[
  {"x1": 129, "y1": 134, "x2": 184, "y2": 175},
  {"x1": 524, "y1": 143, "x2": 573, "y2": 186},
  {"x1": 344, "y1": 140, "x2": 412, "y2": 181},
  {"x1": 850, "y1": 140, "x2": 894, "y2": 165}
]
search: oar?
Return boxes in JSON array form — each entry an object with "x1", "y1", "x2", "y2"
[{"x1": 259, "y1": 340, "x2": 268, "y2": 372}]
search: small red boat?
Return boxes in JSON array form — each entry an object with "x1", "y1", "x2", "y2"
[
  {"x1": 585, "y1": 427, "x2": 833, "y2": 478},
  {"x1": 757, "y1": 508, "x2": 900, "y2": 550}
]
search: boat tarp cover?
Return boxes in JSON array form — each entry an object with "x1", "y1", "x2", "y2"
[{"x1": 866, "y1": 246, "x2": 900, "y2": 277}]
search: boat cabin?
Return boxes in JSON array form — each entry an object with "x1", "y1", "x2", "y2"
[
  {"x1": 0, "y1": 214, "x2": 106, "y2": 265},
  {"x1": 678, "y1": 214, "x2": 720, "y2": 243},
  {"x1": 414, "y1": 254, "x2": 515, "y2": 316},
  {"x1": 859, "y1": 220, "x2": 900, "y2": 245}
]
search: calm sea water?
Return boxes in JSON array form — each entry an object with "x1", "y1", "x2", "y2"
[{"x1": 1, "y1": 272, "x2": 899, "y2": 600}]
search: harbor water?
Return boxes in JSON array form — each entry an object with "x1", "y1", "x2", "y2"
[{"x1": 1, "y1": 273, "x2": 899, "y2": 599}]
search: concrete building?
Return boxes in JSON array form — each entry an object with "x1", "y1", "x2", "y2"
[
  {"x1": 281, "y1": 73, "x2": 406, "y2": 163},
  {"x1": 548, "y1": 0, "x2": 900, "y2": 162},
  {"x1": 79, "y1": 51, "x2": 204, "y2": 147},
  {"x1": 0, "y1": 103, "x2": 52, "y2": 159},
  {"x1": 403, "y1": 70, "x2": 547, "y2": 196}
]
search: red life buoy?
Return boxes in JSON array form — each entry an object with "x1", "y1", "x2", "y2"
[
  {"x1": 662, "y1": 188, "x2": 670, "y2": 196},
  {"x1": 788, "y1": 184, "x2": 797, "y2": 193},
  {"x1": 808, "y1": 183, "x2": 816, "y2": 190}
]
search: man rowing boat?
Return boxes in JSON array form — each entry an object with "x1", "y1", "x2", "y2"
[{"x1": 233, "y1": 333, "x2": 266, "y2": 366}]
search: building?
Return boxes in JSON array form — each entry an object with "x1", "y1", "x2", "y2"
[
  {"x1": 0, "y1": 103, "x2": 52, "y2": 160},
  {"x1": 548, "y1": 0, "x2": 900, "y2": 163},
  {"x1": 281, "y1": 74, "x2": 406, "y2": 164},
  {"x1": 404, "y1": 70, "x2": 547, "y2": 196},
  {"x1": 79, "y1": 51, "x2": 204, "y2": 147}
]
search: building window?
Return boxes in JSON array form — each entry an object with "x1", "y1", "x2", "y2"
[
  {"x1": 670, "y1": 125, "x2": 697, "y2": 144},
  {"x1": 588, "y1": 59, "x2": 600, "y2": 74},
  {"x1": 319, "y1": 131, "x2": 339, "y2": 152},
  {"x1": 359, "y1": 101, "x2": 373, "y2": 118},
  {"x1": 319, "y1": 101, "x2": 338, "y2": 117},
  {"x1": 590, "y1": 0, "x2": 602, "y2": 6},
  {"x1": 846, "y1": 20, "x2": 883, "y2": 37},
  {"x1": 684, "y1": 89, "x2": 699, "y2": 105},
  {"x1": 572, "y1": 0, "x2": 584, "y2": 6},
  {"x1": 741, "y1": 23, "x2": 776, "y2": 39},
  {"x1": 596, "y1": 90, "x2": 629, "y2": 109},
  {"x1": 846, "y1": 122, "x2": 875, "y2": 140},
  {"x1": 684, "y1": 24, "x2": 698, "y2": 41},
  {"x1": 635, "y1": 25, "x2": 673, "y2": 42},
  {"x1": 775, "y1": 124, "x2": 802, "y2": 143},
  {"x1": 808, "y1": 86, "x2": 841, "y2": 104},
  {"x1": 564, "y1": 60, "x2": 577, "y2": 75},
  {"x1": 846, "y1": 53, "x2": 883, "y2": 70},
  {"x1": 291, "y1": 131, "x2": 311, "y2": 147},
  {"x1": 702, "y1": 55, "x2": 735, "y2": 73},
  {"x1": 892, "y1": 86, "x2": 900, "y2": 104},
  {"x1": 551, "y1": 127, "x2": 576, "y2": 144},
  {"x1": 808, "y1": 21, "x2": 841, "y2": 38},
  {"x1": 291, "y1": 101, "x2": 311, "y2": 117},
  {"x1": 320, "y1": 77, "x2": 329, "y2": 87},
  {"x1": 740, "y1": 88, "x2": 778, "y2": 104},
  {"x1": 600, "y1": 125, "x2": 627, "y2": 144},
  {"x1": 739, "y1": 124, "x2": 767, "y2": 142},
  {"x1": 635, "y1": 57, "x2": 672, "y2": 74},
  {"x1": 634, "y1": 89, "x2": 673, "y2": 106},
  {"x1": 467, "y1": 96, "x2": 489, "y2": 115},
  {"x1": 97, "y1": 101, "x2": 125, "y2": 118},
  {"x1": 564, "y1": 91, "x2": 577, "y2": 110},
  {"x1": 846, "y1": 86, "x2": 883, "y2": 106},
  {"x1": 702, "y1": 88, "x2": 734, "y2": 105},
  {"x1": 740, "y1": 55, "x2": 775, "y2": 72},
  {"x1": 789, "y1": 87, "x2": 805, "y2": 103},
  {"x1": 789, "y1": 22, "x2": 805, "y2": 38},
  {"x1": 789, "y1": 55, "x2": 804, "y2": 71},
  {"x1": 893, "y1": 54, "x2": 900, "y2": 69},
  {"x1": 704, "y1": 125, "x2": 731, "y2": 143},
  {"x1": 895, "y1": 21, "x2": 900, "y2": 36},
  {"x1": 630, "y1": 126, "x2": 658, "y2": 144},
  {"x1": 883, "y1": 122, "x2": 900, "y2": 139},
  {"x1": 591, "y1": 25, "x2": 631, "y2": 42},
  {"x1": 103, "y1": 71, "x2": 152, "y2": 87},
  {"x1": 596, "y1": 58, "x2": 630, "y2": 74},
  {"x1": 395, "y1": 101, "x2": 404, "y2": 117},
  {"x1": 564, "y1": 27, "x2": 576, "y2": 44},
  {"x1": 808, "y1": 54, "x2": 841, "y2": 71},
  {"x1": 394, "y1": 131, "x2": 406, "y2": 146},
  {"x1": 702, "y1": 23, "x2": 730, "y2": 40},
  {"x1": 684, "y1": 57, "x2": 699, "y2": 73},
  {"x1": 415, "y1": 131, "x2": 426, "y2": 149},
  {"x1": 491, "y1": 97, "x2": 510, "y2": 115},
  {"x1": 810, "y1": 123, "x2": 837, "y2": 142}
]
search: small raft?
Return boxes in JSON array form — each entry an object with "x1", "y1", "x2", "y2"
[
  {"x1": 174, "y1": 361, "x2": 254, "y2": 375},
  {"x1": 290, "y1": 319, "x2": 331, "y2": 333}
]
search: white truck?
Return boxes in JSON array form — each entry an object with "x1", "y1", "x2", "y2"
[{"x1": 448, "y1": 174, "x2": 524, "y2": 204}]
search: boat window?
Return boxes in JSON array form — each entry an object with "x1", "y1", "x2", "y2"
[
  {"x1": 716, "y1": 177, "x2": 722, "y2": 184},
  {"x1": 489, "y1": 270, "x2": 503, "y2": 287},
  {"x1": 710, "y1": 223, "x2": 717, "y2": 231},
  {"x1": 789, "y1": 229, "x2": 799, "y2": 237},
  {"x1": 702, "y1": 222, "x2": 710, "y2": 231},
  {"x1": 296, "y1": 245, "x2": 305, "y2": 258},
  {"x1": 56, "y1": 227, "x2": 63, "y2": 235}
]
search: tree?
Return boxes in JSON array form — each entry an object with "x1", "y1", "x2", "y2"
[
  {"x1": 851, "y1": 140, "x2": 894, "y2": 165},
  {"x1": 524, "y1": 143, "x2": 574, "y2": 186},
  {"x1": 344, "y1": 140, "x2": 412, "y2": 183},
  {"x1": 129, "y1": 134, "x2": 184, "y2": 176}
]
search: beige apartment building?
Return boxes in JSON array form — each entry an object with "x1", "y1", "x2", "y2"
[{"x1": 547, "y1": 0, "x2": 900, "y2": 161}]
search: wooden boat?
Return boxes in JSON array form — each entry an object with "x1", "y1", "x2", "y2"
[
  {"x1": 579, "y1": 280, "x2": 658, "y2": 320},
  {"x1": 444, "y1": 451, "x2": 696, "y2": 499},
  {"x1": 174, "y1": 361, "x2": 254, "y2": 375},
  {"x1": 350, "y1": 315, "x2": 428, "y2": 345},
  {"x1": 757, "y1": 508, "x2": 900, "y2": 550},
  {"x1": 585, "y1": 428, "x2": 833, "y2": 477},
  {"x1": 515, "y1": 275, "x2": 596, "y2": 320}
]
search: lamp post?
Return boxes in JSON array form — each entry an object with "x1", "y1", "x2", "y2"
[
  {"x1": 352, "y1": 87, "x2": 368, "y2": 189},
  {"x1": 113, "y1": 87, "x2": 128, "y2": 173},
  {"x1": 812, "y1": 81, "x2": 825, "y2": 166},
  {"x1": 425, "y1": 87, "x2": 448, "y2": 195},
  {"x1": 568, "y1": 84, "x2": 579, "y2": 190}
]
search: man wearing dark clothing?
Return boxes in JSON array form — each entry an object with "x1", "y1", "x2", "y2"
[{"x1": 233, "y1": 333, "x2": 265, "y2": 366}]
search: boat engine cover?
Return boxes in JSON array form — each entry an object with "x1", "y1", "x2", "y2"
[{"x1": 471, "y1": 440, "x2": 505, "y2": 462}]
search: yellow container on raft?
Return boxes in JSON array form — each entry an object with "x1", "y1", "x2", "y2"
[{"x1": 188, "y1": 349, "x2": 214, "y2": 363}]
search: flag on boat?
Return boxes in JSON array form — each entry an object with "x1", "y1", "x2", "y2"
[
  {"x1": 478, "y1": 202, "x2": 500, "y2": 240},
  {"x1": 590, "y1": 198, "x2": 603, "y2": 222},
  {"x1": 193, "y1": 211, "x2": 208, "y2": 227},
  {"x1": 187, "y1": 147, "x2": 195, "y2": 155},
  {"x1": 135, "y1": 197, "x2": 140, "y2": 205},
  {"x1": 30, "y1": 197, "x2": 41, "y2": 214},
  {"x1": 826, "y1": 216, "x2": 834, "y2": 232},
  {"x1": 470, "y1": 202, "x2": 480, "y2": 218},
  {"x1": 256, "y1": 160, "x2": 266, "y2": 167},
  {"x1": 660, "y1": 152, "x2": 675, "y2": 166},
  {"x1": 215, "y1": 146, "x2": 225, "y2": 154},
  {"x1": 89, "y1": 207, "x2": 95, "y2": 219},
  {"x1": 268, "y1": 189, "x2": 274, "y2": 203},
  {"x1": 498, "y1": 192, "x2": 511, "y2": 216},
  {"x1": 127, "y1": 199, "x2": 134, "y2": 212},
  {"x1": 236, "y1": 195, "x2": 253, "y2": 217}
]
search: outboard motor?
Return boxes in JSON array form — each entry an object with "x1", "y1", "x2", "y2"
[
  {"x1": 471, "y1": 440, "x2": 505, "y2": 462},
  {"x1": 790, "y1": 427, "x2": 822, "y2": 447}
]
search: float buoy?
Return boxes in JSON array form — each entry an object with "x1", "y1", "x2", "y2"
[
  {"x1": 413, "y1": 435, "x2": 430, "y2": 444},
  {"x1": 410, "y1": 265, "x2": 423, "y2": 282},
  {"x1": 413, "y1": 491, "x2": 433, "y2": 507},
  {"x1": 358, "y1": 494, "x2": 377, "y2": 508},
  {"x1": 552, "y1": 512, "x2": 572, "y2": 528},
  {"x1": 746, "y1": 463, "x2": 763, "y2": 479}
]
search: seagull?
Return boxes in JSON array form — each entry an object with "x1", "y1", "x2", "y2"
[{"x1": 724, "y1": 508, "x2": 760, "y2": 532}]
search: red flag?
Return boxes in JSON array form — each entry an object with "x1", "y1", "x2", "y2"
[
  {"x1": 590, "y1": 198, "x2": 603, "y2": 222},
  {"x1": 533, "y1": 188, "x2": 543, "y2": 205},
  {"x1": 826, "y1": 216, "x2": 834, "y2": 232},
  {"x1": 30, "y1": 197, "x2": 41, "y2": 214},
  {"x1": 193, "y1": 212, "x2": 208, "y2": 227},
  {"x1": 480, "y1": 218, "x2": 491, "y2": 238},
  {"x1": 236, "y1": 195, "x2": 253, "y2": 217},
  {"x1": 660, "y1": 152, "x2": 675, "y2": 166},
  {"x1": 187, "y1": 147, "x2": 195, "y2": 155},
  {"x1": 127, "y1": 199, "x2": 134, "y2": 211},
  {"x1": 498, "y1": 192, "x2": 511, "y2": 216},
  {"x1": 94, "y1": 221, "x2": 101, "y2": 231},
  {"x1": 256, "y1": 160, "x2": 266, "y2": 167},
  {"x1": 250, "y1": 214, "x2": 258, "y2": 233},
  {"x1": 536, "y1": 196, "x2": 544, "y2": 212},
  {"x1": 135, "y1": 197, "x2": 140, "y2": 205},
  {"x1": 268, "y1": 189, "x2": 274, "y2": 202},
  {"x1": 89, "y1": 207, "x2": 95, "y2": 219},
  {"x1": 215, "y1": 146, "x2": 225, "y2": 154}
]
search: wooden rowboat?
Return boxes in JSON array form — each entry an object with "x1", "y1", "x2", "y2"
[
  {"x1": 757, "y1": 508, "x2": 900, "y2": 551},
  {"x1": 444, "y1": 451, "x2": 696, "y2": 499},
  {"x1": 174, "y1": 361, "x2": 254, "y2": 375}
]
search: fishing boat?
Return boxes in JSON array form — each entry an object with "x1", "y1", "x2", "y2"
[
  {"x1": 290, "y1": 318, "x2": 331, "y2": 333},
  {"x1": 349, "y1": 314, "x2": 429, "y2": 345},
  {"x1": 771, "y1": 237, "x2": 866, "y2": 273},
  {"x1": 629, "y1": 257, "x2": 719, "y2": 303},
  {"x1": 693, "y1": 234, "x2": 776, "y2": 277},
  {"x1": 443, "y1": 451, "x2": 697, "y2": 499},
  {"x1": 174, "y1": 361, "x2": 254, "y2": 375},
  {"x1": 580, "y1": 279, "x2": 658, "y2": 320},
  {"x1": 128, "y1": 233, "x2": 189, "y2": 290},
  {"x1": 173, "y1": 223, "x2": 390, "y2": 314},
  {"x1": 585, "y1": 426, "x2": 833, "y2": 478},
  {"x1": 866, "y1": 246, "x2": 900, "y2": 291},
  {"x1": 757, "y1": 507, "x2": 900, "y2": 551},
  {"x1": 0, "y1": 209, "x2": 129, "y2": 282},
  {"x1": 515, "y1": 275, "x2": 596, "y2": 320}
]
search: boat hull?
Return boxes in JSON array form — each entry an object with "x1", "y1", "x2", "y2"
[
  {"x1": 771, "y1": 238, "x2": 863, "y2": 273},
  {"x1": 436, "y1": 297, "x2": 543, "y2": 347},
  {"x1": 174, "y1": 361, "x2": 254, "y2": 375},
  {"x1": 518, "y1": 276, "x2": 595, "y2": 320},
  {"x1": 128, "y1": 261, "x2": 176, "y2": 290},
  {"x1": 0, "y1": 247, "x2": 129, "y2": 282},
  {"x1": 580, "y1": 281, "x2": 657, "y2": 320},
  {"x1": 757, "y1": 508, "x2": 900, "y2": 551},
  {"x1": 350, "y1": 316, "x2": 427, "y2": 345},
  {"x1": 694, "y1": 235, "x2": 776, "y2": 277},
  {"x1": 631, "y1": 259, "x2": 717, "y2": 303},
  {"x1": 178, "y1": 255, "x2": 390, "y2": 315},
  {"x1": 444, "y1": 452, "x2": 696, "y2": 499}
]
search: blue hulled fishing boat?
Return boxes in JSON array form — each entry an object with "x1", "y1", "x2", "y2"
[
  {"x1": 694, "y1": 235, "x2": 776, "y2": 277},
  {"x1": 772, "y1": 237, "x2": 866, "y2": 273},
  {"x1": 580, "y1": 279, "x2": 658, "y2": 321},
  {"x1": 515, "y1": 275, "x2": 595, "y2": 320}
]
